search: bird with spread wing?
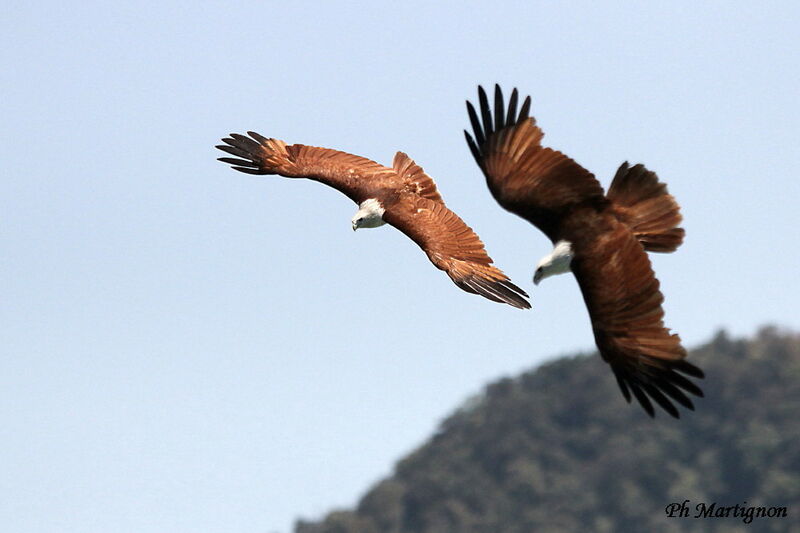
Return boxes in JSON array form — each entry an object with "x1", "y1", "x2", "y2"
[
  {"x1": 216, "y1": 132, "x2": 530, "y2": 309},
  {"x1": 465, "y1": 85, "x2": 703, "y2": 418}
]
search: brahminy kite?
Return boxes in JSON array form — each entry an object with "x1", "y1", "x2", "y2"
[
  {"x1": 217, "y1": 132, "x2": 530, "y2": 309},
  {"x1": 465, "y1": 85, "x2": 703, "y2": 417}
]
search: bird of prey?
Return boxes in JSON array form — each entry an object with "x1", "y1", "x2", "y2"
[
  {"x1": 216, "y1": 132, "x2": 530, "y2": 309},
  {"x1": 464, "y1": 85, "x2": 703, "y2": 417}
]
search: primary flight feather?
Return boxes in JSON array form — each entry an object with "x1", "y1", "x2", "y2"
[
  {"x1": 216, "y1": 132, "x2": 530, "y2": 309},
  {"x1": 465, "y1": 85, "x2": 703, "y2": 418}
]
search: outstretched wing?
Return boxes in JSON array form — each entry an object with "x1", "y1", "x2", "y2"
[
  {"x1": 569, "y1": 217, "x2": 704, "y2": 418},
  {"x1": 382, "y1": 195, "x2": 530, "y2": 309},
  {"x1": 217, "y1": 132, "x2": 396, "y2": 203},
  {"x1": 464, "y1": 85, "x2": 607, "y2": 242}
]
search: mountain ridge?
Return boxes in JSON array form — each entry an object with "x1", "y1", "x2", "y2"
[{"x1": 296, "y1": 327, "x2": 800, "y2": 533}]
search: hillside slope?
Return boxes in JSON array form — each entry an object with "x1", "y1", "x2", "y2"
[{"x1": 296, "y1": 328, "x2": 800, "y2": 533}]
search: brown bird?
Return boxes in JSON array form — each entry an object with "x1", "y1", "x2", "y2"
[
  {"x1": 216, "y1": 132, "x2": 530, "y2": 309},
  {"x1": 464, "y1": 85, "x2": 703, "y2": 418}
]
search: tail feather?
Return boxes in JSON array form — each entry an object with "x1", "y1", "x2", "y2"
[{"x1": 607, "y1": 162, "x2": 685, "y2": 253}]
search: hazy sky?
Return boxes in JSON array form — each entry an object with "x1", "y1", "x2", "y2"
[{"x1": 3, "y1": 1, "x2": 799, "y2": 532}]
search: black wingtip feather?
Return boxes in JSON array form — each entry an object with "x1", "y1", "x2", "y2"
[
  {"x1": 612, "y1": 357, "x2": 704, "y2": 418},
  {"x1": 466, "y1": 85, "x2": 526, "y2": 155},
  {"x1": 642, "y1": 383, "x2": 680, "y2": 418},
  {"x1": 656, "y1": 380, "x2": 696, "y2": 411},
  {"x1": 519, "y1": 95, "x2": 531, "y2": 121},
  {"x1": 500, "y1": 279, "x2": 529, "y2": 299},
  {"x1": 479, "y1": 280, "x2": 528, "y2": 309},
  {"x1": 460, "y1": 278, "x2": 502, "y2": 303},
  {"x1": 493, "y1": 84, "x2": 505, "y2": 131},
  {"x1": 218, "y1": 157, "x2": 260, "y2": 168},
  {"x1": 217, "y1": 144, "x2": 252, "y2": 159},
  {"x1": 216, "y1": 132, "x2": 274, "y2": 174},
  {"x1": 613, "y1": 368, "x2": 632, "y2": 403},
  {"x1": 506, "y1": 88, "x2": 519, "y2": 126},
  {"x1": 664, "y1": 370, "x2": 704, "y2": 398},
  {"x1": 247, "y1": 131, "x2": 268, "y2": 144},
  {"x1": 464, "y1": 131, "x2": 481, "y2": 165},
  {"x1": 674, "y1": 360, "x2": 705, "y2": 378},
  {"x1": 231, "y1": 167, "x2": 268, "y2": 175},
  {"x1": 229, "y1": 133, "x2": 261, "y2": 152},
  {"x1": 629, "y1": 383, "x2": 656, "y2": 417},
  {"x1": 466, "y1": 101, "x2": 485, "y2": 147},
  {"x1": 477, "y1": 86, "x2": 493, "y2": 137},
  {"x1": 458, "y1": 276, "x2": 530, "y2": 309}
]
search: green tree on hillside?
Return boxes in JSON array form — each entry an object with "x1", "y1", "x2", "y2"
[{"x1": 297, "y1": 328, "x2": 800, "y2": 533}]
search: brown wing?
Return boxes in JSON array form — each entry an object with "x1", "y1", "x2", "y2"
[
  {"x1": 217, "y1": 132, "x2": 397, "y2": 203},
  {"x1": 464, "y1": 85, "x2": 607, "y2": 241},
  {"x1": 382, "y1": 195, "x2": 530, "y2": 309},
  {"x1": 392, "y1": 152, "x2": 444, "y2": 203},
  {"x1": 568, "y1": 214, "x2": 703, "y2": 418}
]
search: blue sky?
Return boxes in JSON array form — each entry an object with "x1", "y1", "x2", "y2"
[{"x1": 2, "y1": 1, "x2": 799, "y2": 532}]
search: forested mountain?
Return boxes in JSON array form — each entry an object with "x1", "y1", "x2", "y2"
[{"x1": 296, "y1": 327, "x2": 800, "y2": 533}]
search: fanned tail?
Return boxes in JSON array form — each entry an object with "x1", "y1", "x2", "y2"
[{"x1": 607, "y1": 162, "x2": 685, "y2": 253}]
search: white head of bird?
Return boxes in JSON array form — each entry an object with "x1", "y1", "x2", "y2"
[
  {"x1": 533, "y1": 240, "x2": 574, "y2": 285},
  {"x1": 351, "y1": 198, "x2": 387, "y2": 231}
]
